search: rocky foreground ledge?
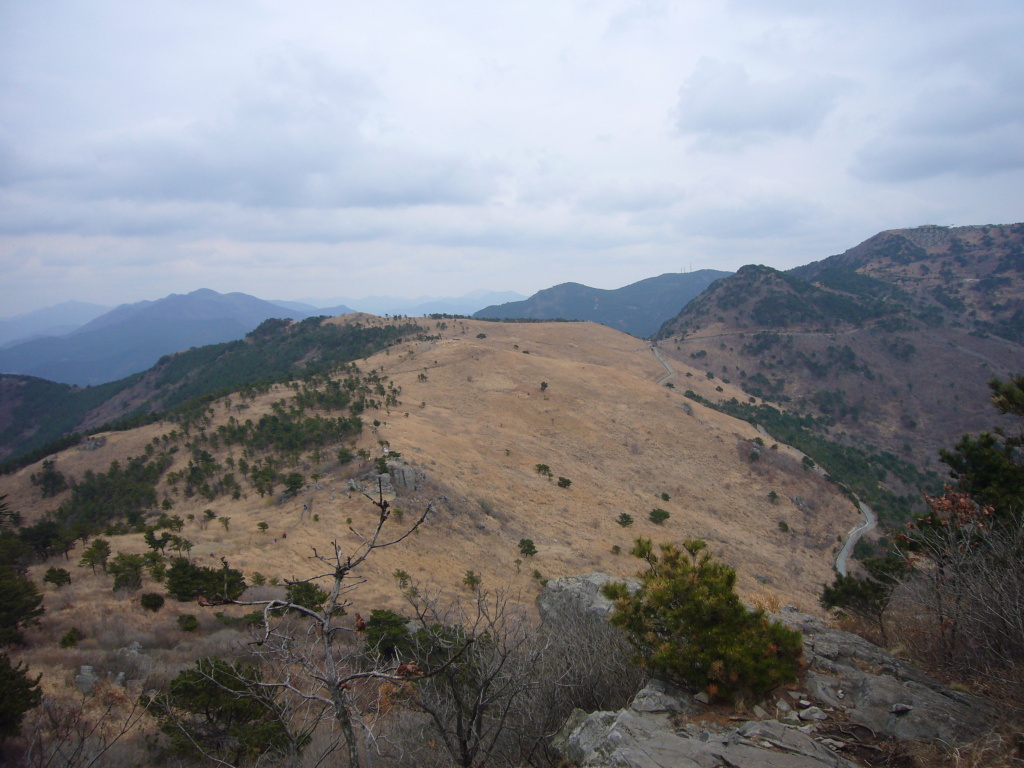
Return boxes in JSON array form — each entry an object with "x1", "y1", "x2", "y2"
[{"x1": 540, "y1": 574, "x2": 993, "y2": 768}]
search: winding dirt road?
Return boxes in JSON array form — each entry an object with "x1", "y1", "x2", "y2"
[{"x1": 835, "y1": 501, "x2": 877, "y2": 577}]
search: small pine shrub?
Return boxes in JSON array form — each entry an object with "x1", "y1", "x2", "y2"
[
  {"x1": 140, "y1": 593, "x2": 165, "y2": 612},
  {"x1": 59, "y1": 627, "x2": 84, "y2": 648},
  {"x1": 649, "y1": 508, "x2": 670, "y2": 525},
  {"x1": 177, "y1": 614, "x2": 199, "y2": 632},
  {"x1": 284, "y1": 581, "x2": 329, "y2": 612},
  {"x1": 43, "y1": 567, "x2": 71, "y2": 589},
  {"x1": 364, "y1": 609, "x2": 412, "y2": 660},
  {"x1": 462, "y1": 570, "x2": 482, "y2": 590},
  {"x1": 616, "y1": 513, "x2": 634, "y2": 527},
  {"x1": 603, "y1": 539, "x2": 803, "y2": 705}
]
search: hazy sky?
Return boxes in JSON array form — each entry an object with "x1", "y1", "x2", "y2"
[{"x1": 2, "y1": 1, "x2": 1022, "y2": 315}]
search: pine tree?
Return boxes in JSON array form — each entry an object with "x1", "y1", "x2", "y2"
[
  {"x1": 603, "y1": 538, "x2": 803, "y2": 704},
  {"x1": 0, "y1": 653, "x2": 42, "y2": 741},
  {"x1": 0, "y1": 567, "x2": 44, "y2": 646}
]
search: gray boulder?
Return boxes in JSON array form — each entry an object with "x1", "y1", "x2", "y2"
[
  {"x1": 537, "y1": 573, "x2": 640, "y2": 623},
  {"x1": 388, "y1": 463, "x2": 422, "y2": 490},
  {"x1": 629, "y1": 678, "x2": 700, "y2": 715},
  {"x1": 566, "y1": 711, "x2": 859, "y2": 768},
  {"x1": 776, "y1": 609, "x2": 991, "y2": 746},
  {"x1": 75, "y1": 665, "x2": 97, "y2": 694}
]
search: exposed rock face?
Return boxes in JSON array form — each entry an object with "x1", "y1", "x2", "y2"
[
  {"x1": 778, "y1": 610, "x2": 992, "y2": 746},
  {"x1": 542, "y1": 577, "x2": 994, "y2": 767},
  {"x1": 387, "y1": 462, "x2": 423, "y2": 490},
  {"x1": 537, "y1": 572, "x2": 640, "y2": 623},
  {"x1": 563, "y1": 693, "x2": 859, "y2": 768}
]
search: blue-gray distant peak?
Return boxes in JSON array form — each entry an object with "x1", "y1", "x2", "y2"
[{"x1": 473, "y1": 271, "x2": 731, "y2": 338}]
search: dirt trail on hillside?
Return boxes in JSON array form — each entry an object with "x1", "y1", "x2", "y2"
[{"x1": 650, "y1": 343, "x2": 675, "y2": 385}]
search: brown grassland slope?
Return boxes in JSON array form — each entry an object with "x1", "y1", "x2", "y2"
[{"x1": 3, "y1": 318, "x2": 858, "y2": 707}]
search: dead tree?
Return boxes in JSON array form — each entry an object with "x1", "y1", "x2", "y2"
[{"x1": 221, "y1": 481, "x2": 438, "y2": 768}]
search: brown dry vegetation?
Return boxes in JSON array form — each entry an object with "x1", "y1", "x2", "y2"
[{"x1": 1, "y1": 318, "x2": 863, "y2": 761}]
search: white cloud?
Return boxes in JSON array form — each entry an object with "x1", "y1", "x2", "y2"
[
  {"x1": 672, "y1": 58, "x2": 848, "y2": 151},
  {"x1": 853, "y1": 68, "x2": 1024, "y2": 182},
  {"x1": 0, "y1": 0, "x2": 1022, "y2": 314}
]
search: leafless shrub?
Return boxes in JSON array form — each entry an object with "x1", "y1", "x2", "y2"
[
  {"x1": 948, "y1": 729, "x2": 1024, "y2": 768},
  {"x1": 890, "y1": 500, "x2": 1024, "y2": 706},
  {"x1": 388, "y1": 584, "x2": 644, "y2": 768},
  {"x1": 12, "y1": 682, "x2": 150, "y2": 768}
]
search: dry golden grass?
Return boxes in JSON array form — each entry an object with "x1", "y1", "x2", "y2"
[{"x1": 2, "y1": 318, "x2": 863, "y2": 704}]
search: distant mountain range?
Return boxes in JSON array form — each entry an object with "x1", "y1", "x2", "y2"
[
  {"x1": 0, "y1": 300, "x2": 111, "y2": 348},
  {"x1": 0, "y1": 290, "x2": 524, "y2": 379},
  {"x1": 0, "y1": 289, "x2": 313, "y2": 386},
  {"x1": 473, "y1": 271, "x2": 731, "y2": 338},
  {"x1": 269, "y1": 300, "x2": 354, "y2": 317},
  {"x1": 3, "y1": 226, "x2": 1022, "y2": 484},
  {"x1": 295, "y1": 290, "x2": 528, "y2": 318}
]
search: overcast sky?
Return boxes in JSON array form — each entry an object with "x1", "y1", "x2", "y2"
[{"x1": 2, "y1": 1, "x2": 1022, "y2": 315}]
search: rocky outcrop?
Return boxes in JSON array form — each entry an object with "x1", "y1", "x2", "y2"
[
  {"x1": 777, "y1": 610, "x2": 991, "y2": 746},
  {"x1": 564, "y1": 702, "x2": 861, "y2": 768},
  {"x1": 542, "y1": 578, "x2": 994, "y2": 768},
  {"x1": 537, "y1": 572, "x2": 639, "y2": 622}
]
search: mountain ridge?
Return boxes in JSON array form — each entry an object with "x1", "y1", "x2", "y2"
[
  {"x1": 0, "y1": 300, "x2": 112, "y2": 348},
  {"x1": 0, "y1": 289, "x2": 311, "y2": 386},
  {"x1": 474, "y1": 271, "x2": 731, "y2": 337},
  {"x1": 652, "y1": 223, "x2": 1024, "y2": 522}
]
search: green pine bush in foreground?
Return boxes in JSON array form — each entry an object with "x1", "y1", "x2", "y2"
[{"x1": 602, "y1": 538, "x2": 803, "y2": 705}]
